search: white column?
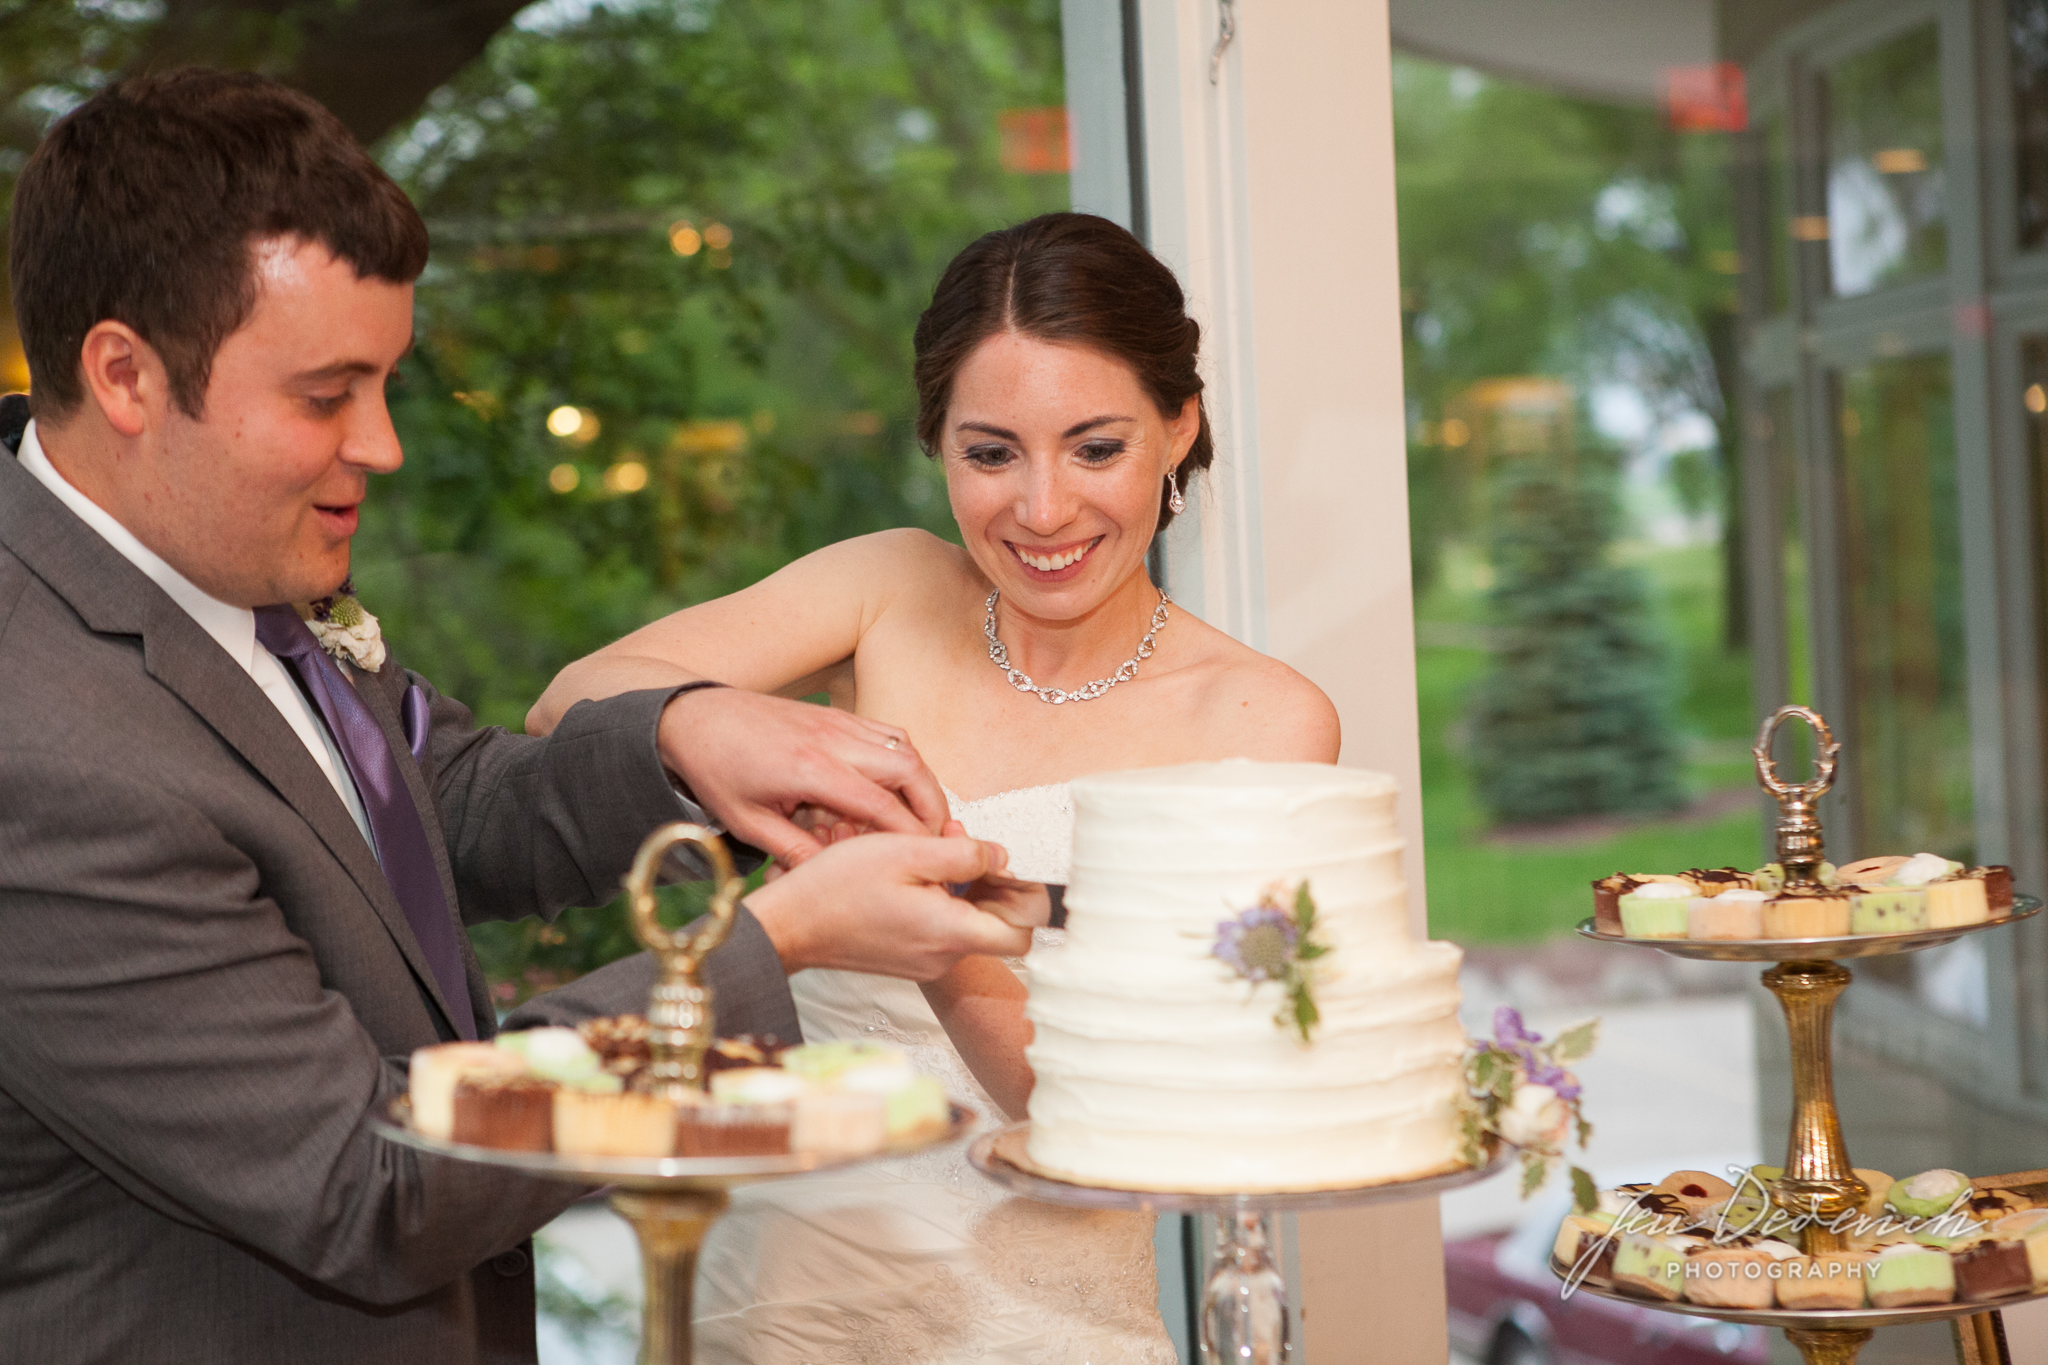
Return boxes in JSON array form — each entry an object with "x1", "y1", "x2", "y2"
[{"x1": 1135, "y1": 1, "x2": 1447, "y2": 1360}]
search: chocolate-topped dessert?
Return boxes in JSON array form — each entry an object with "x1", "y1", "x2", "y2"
[
  {"x1": 1591, "y1": 874, "x2": 1641, "y2": 934},
  {"x1": 1981, "y1": 865, "x2": 2016, "y2": 914},
  {"x1": 578, "y1": 1014, "x2": 651, "y2": 1082},
  {"x1": 1954, "y1": 1240, "x2": 2032, "y2": 1302},
  {"x1": 1969, "y1": 1189, "x2": 2029, "y2": 1220},
  {"x1": 451, "y1": 1075, "x2": 557, "y2": 1152},
  {"x1": 1685, "y1": 867, "x2": 1754, "y2": 896},
  {"x1": 706, "y1": 1034, "x2": 791, "y2": 1073}
]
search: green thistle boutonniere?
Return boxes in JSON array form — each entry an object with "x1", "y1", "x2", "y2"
[
  {"x1": 1212, "y1": 881, "x2": 1331, "y2": 1044},
  {"x1": 304, "y1": 577, "x2": 387, "y2": 672}
]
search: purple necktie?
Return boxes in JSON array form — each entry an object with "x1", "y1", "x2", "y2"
[{"x1": 254, "y1": 606, "x2": 476, "y2": 1040}]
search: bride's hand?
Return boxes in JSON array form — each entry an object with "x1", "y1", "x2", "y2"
[{"x1": 656, "y1": 688, "x2": 947, "y2": 865}]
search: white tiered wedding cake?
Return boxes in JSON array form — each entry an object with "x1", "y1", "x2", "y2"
[{"x1": 1023, "y1": 760, "x2": 1467, "y2": 1192}]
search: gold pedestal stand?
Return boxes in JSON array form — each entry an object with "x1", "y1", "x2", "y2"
[
  {"x1": 1568, "y1": 707, "x2": 2046, "y2": 1365},
  {"x1": 609, "y1": 1187, "x2": 729, "y2": 1364},
  {"x1": 374, "y1": 823, "x2": 976, "y2": 1365}
]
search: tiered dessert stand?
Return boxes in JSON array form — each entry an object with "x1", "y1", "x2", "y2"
[
  {"x1": 1560, "y1": 706, "x2": 2045, "y2": 1365},
  {"x1": 969, "y1": 1124, "x2": 1506, "y2": 1363},
  {"x1": 374, "y1": 824, "x2": 975, "y2": 1365}
]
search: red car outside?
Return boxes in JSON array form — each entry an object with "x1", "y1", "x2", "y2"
[{"x1": 1444, "y1": 1206, "x2": 1768, "y2": 1365}]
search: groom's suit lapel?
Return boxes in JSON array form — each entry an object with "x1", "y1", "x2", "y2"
[{"x1": 0, "y1": 419, "x2": 466, "y2": 1039}]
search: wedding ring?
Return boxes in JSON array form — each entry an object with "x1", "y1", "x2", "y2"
[{"x1": 884, "y1": 736, "x2": 901, "y2": 751}]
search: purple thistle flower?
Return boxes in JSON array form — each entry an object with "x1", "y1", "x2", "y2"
[
  {"x1": 1214, "y1": 905, "x2": 1298, "y2": 983},
  {"x1": 1523, "y1": 1058, "x2": 1580, "y2": 1102},
  {"x1": 1493, "y1": 1006, "x2": 1542, "y2": 1050}
]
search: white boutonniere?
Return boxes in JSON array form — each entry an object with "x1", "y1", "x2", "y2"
[{"x1": 305, "y1": 578, "x2": 387, "y2": 672}]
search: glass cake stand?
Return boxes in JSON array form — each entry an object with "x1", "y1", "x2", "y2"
[
  {"x1": 1559, "y1": 706, "x2": 2043, "y2": 1365},
  {"x1": 372, "y1": 822, "x2": 977, "y2": 1365},
  {"x1": 969, "y1": 1120, "x2": 1507, "y2": 1365}
]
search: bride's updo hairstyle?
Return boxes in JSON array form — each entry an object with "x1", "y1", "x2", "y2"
[{"x1": 913, "y1": 212, "x2": 1213, "y2": 532}]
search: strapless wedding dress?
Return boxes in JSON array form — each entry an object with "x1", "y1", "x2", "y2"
[{"x1": 691, "y1": 784, "x2": 1175, "y2": 1364}]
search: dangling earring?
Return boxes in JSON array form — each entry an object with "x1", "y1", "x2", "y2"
[{"x1": 1166, "y1": 468, "x2": 1187, "y2": 515}]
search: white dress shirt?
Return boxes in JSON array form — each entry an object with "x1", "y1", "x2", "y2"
[{"x1": 18, "y1": 419, "x2": 378, "y2": 854}]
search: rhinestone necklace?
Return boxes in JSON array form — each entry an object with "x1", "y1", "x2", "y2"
[{"x1": 983, "y1": 588, "x2": 1171, "y2": 705}]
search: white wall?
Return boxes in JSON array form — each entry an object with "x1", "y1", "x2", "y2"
[{"x1": 1125, "y1": 0, "x2": 1448, "y2": 1359}]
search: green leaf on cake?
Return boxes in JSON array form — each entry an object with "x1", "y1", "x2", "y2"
[
  {"x1": 1549, "y1": 1018, "x2": 1599, "y2": 1064},
  {"x1": 1575, "y1": 1114, "x2": 1593, "y2": 1149},
  {"x1": 1570, "y1": 1165, "x2": 1599, "y2": 1214},
  {"x1": 1520, "y1": 1152, "x2": 1547, "y2": 1198},
  {"x1": 1286, "y1": 978, "x2": 1320, "y2": 1044}
]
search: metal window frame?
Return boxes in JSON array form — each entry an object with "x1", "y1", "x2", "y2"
[{"x1": 1741, "y1": 0, "x2": 2048, "y2": 1116}]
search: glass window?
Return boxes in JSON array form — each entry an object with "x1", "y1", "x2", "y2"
[
  {"x1": 2013, "y1": 0, "x2": 2048, "y2": 250},
  {"x1": 1821, "y1": 24, "x2": 1946, "y2": 298},
  {"x1": 1765, "y1": 387, "x2": 1813, "y2": 707},
  {"x1": 1835, "y1": 354, "x2": 1972, "y2": 859},
  {"x1": 2025, "y1": 338, "x2": 2048, "y2": 787},
  {"x1": 1762, "y1": 113, "x2": 1794, "y2": 314}
]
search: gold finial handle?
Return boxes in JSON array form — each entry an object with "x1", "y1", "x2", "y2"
[
  {"x1": 1752, "y1": 705, "x2": 1841, "y2": 890},
  {"x1": 623, "y1": 822, "x2": 744, "y2": 1102}
]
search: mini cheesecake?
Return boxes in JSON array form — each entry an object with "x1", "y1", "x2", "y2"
[
  {"x1": 1553, "y1": 1214, "x2": 1619, "y2": 1283},
  {"x1": 1965, "y1": 1189, "x2": 2030, "y2": 1222},
  {"x1": 578, "y1": 1014, "x2": 652, "y2": 1084},
  {"x1": 1594, "y1": 873, "x2": 1694, "y2": 934},
  {"x1": 1776, "y1": 1253, "x2": 1874, "y2": 1310},
  {"x1": 1982, "y1": 866, "x2": 2017, "y2": 915},
  {"x1": 1685, "y1": 867, "x2": 1755, "y2": 896},
  {"x1": 1927, "y1": 875, "x2": 1990, "y2": 929},
  {"x1": 409, "y1": 1042, "x2": 527, "y2": 1140},
  {"x1": 1867, "y1": 1244, "x2": 1956, "y2": 1307},
  {"x1": 1889, "y1": 1169, "x2": 1972, "y2": 1220},
  {"x1": 1591, "y1": 874, "x2": 1639, "y2": 934},
  {"x1": 1619, "y1": 882, "x2": 1693, "y2": 938},
  {"x1": 1849, "y1": 888, "x2": 1929, "y2": 935},
  {"x1": 451, "y1": 1075, "x2": 557, "y2": 1151},
  {"x1": 553, "y1": 1088, "x2": 683, "y2": 1158},
  {"x1": 1954, "y1": 1240, "x2": 2033, "y2": 1302},
  {"x1": 793, "y1": 1089, "x2": 889, "y2": 1156},
  {"x1": 1854, "y1": 1169, "x2": 1895, "y2": 1219},
  {"x1": 1680, "y1": 1247, "x2": 1775, "y2": 1308},
  {"x1": 1612, "y1": 1234, "x2": 1686, "y2": 1301},
  {"x1": 1753, "y1": 862, "x2": 1840, "y2": 895},
  {"x1": 2009, "y1": 1215, "x2": 2048, "y2": 1288},
  {"x1": 1763, "y1": 889, "x2": 1853, "y2": 939},
  {"x1": 677, "y1": 1102, "x2": 794, "y2": 1157},
  {"x1": 1838, "y1": 855, "x2": 1910, "y2": 889},
  {"x1": 1688, "y1": 889, "x2": 1767, "y2": 939},
  {"x1": 1657, "y1": 1170, "x2": 1737, "y2": 1223}
]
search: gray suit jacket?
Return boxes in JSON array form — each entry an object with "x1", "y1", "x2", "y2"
[{"x1": 0, "y1": 398, "x2": 799, "y2": 1364}]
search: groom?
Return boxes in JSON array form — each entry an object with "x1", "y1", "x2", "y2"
[{"x1": 0, "y1": 69, "x2": 1030, "y2": 1364}]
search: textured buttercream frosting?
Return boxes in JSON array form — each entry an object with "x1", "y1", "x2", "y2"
[{"x1": 1024, "y1": 759, "x2": 1466, "y2": 1192}]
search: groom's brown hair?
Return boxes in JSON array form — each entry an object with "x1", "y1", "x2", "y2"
[{"x1": 9, "y1": 67, "x2": 428, "y2": 421}]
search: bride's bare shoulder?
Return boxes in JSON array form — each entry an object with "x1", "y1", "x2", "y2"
[
  {"x1": 1172, "y1": 613, "x2": 1341, "y2": 762},
  {"x1": 793, "y1": 529, "x2": 982, "y2": 607}
]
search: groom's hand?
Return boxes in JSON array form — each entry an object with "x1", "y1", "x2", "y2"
[
  {"x1": 657, "y1": 688, "x2": 949, "y2": 864},
  {"x1": 745, "y1": 832, "x2": 1032, "y2": 980}
]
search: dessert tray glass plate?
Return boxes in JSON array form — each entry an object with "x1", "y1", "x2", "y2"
[
  {"x1": 968, "y1": 1121, "x2": 1509, "y2": 1213},
  {"x1": 375, "y1": 1096, "x2": 977, "y2": 1191},
  {"x1": 1548, "y1": 1256, "x2": 2048, "y2": 1333},
  {"x1": 1575, "y1": 897, "x2": 2040, "y2": 962}
]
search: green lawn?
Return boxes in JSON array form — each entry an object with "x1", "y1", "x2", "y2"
[{"x1": 1418, "y1": 542, "x2": 1762, "y2": 943}]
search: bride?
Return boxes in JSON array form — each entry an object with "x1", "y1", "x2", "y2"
[{"x1": 529, "y1": 211, "x2": 1338, "y2": 1363}]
